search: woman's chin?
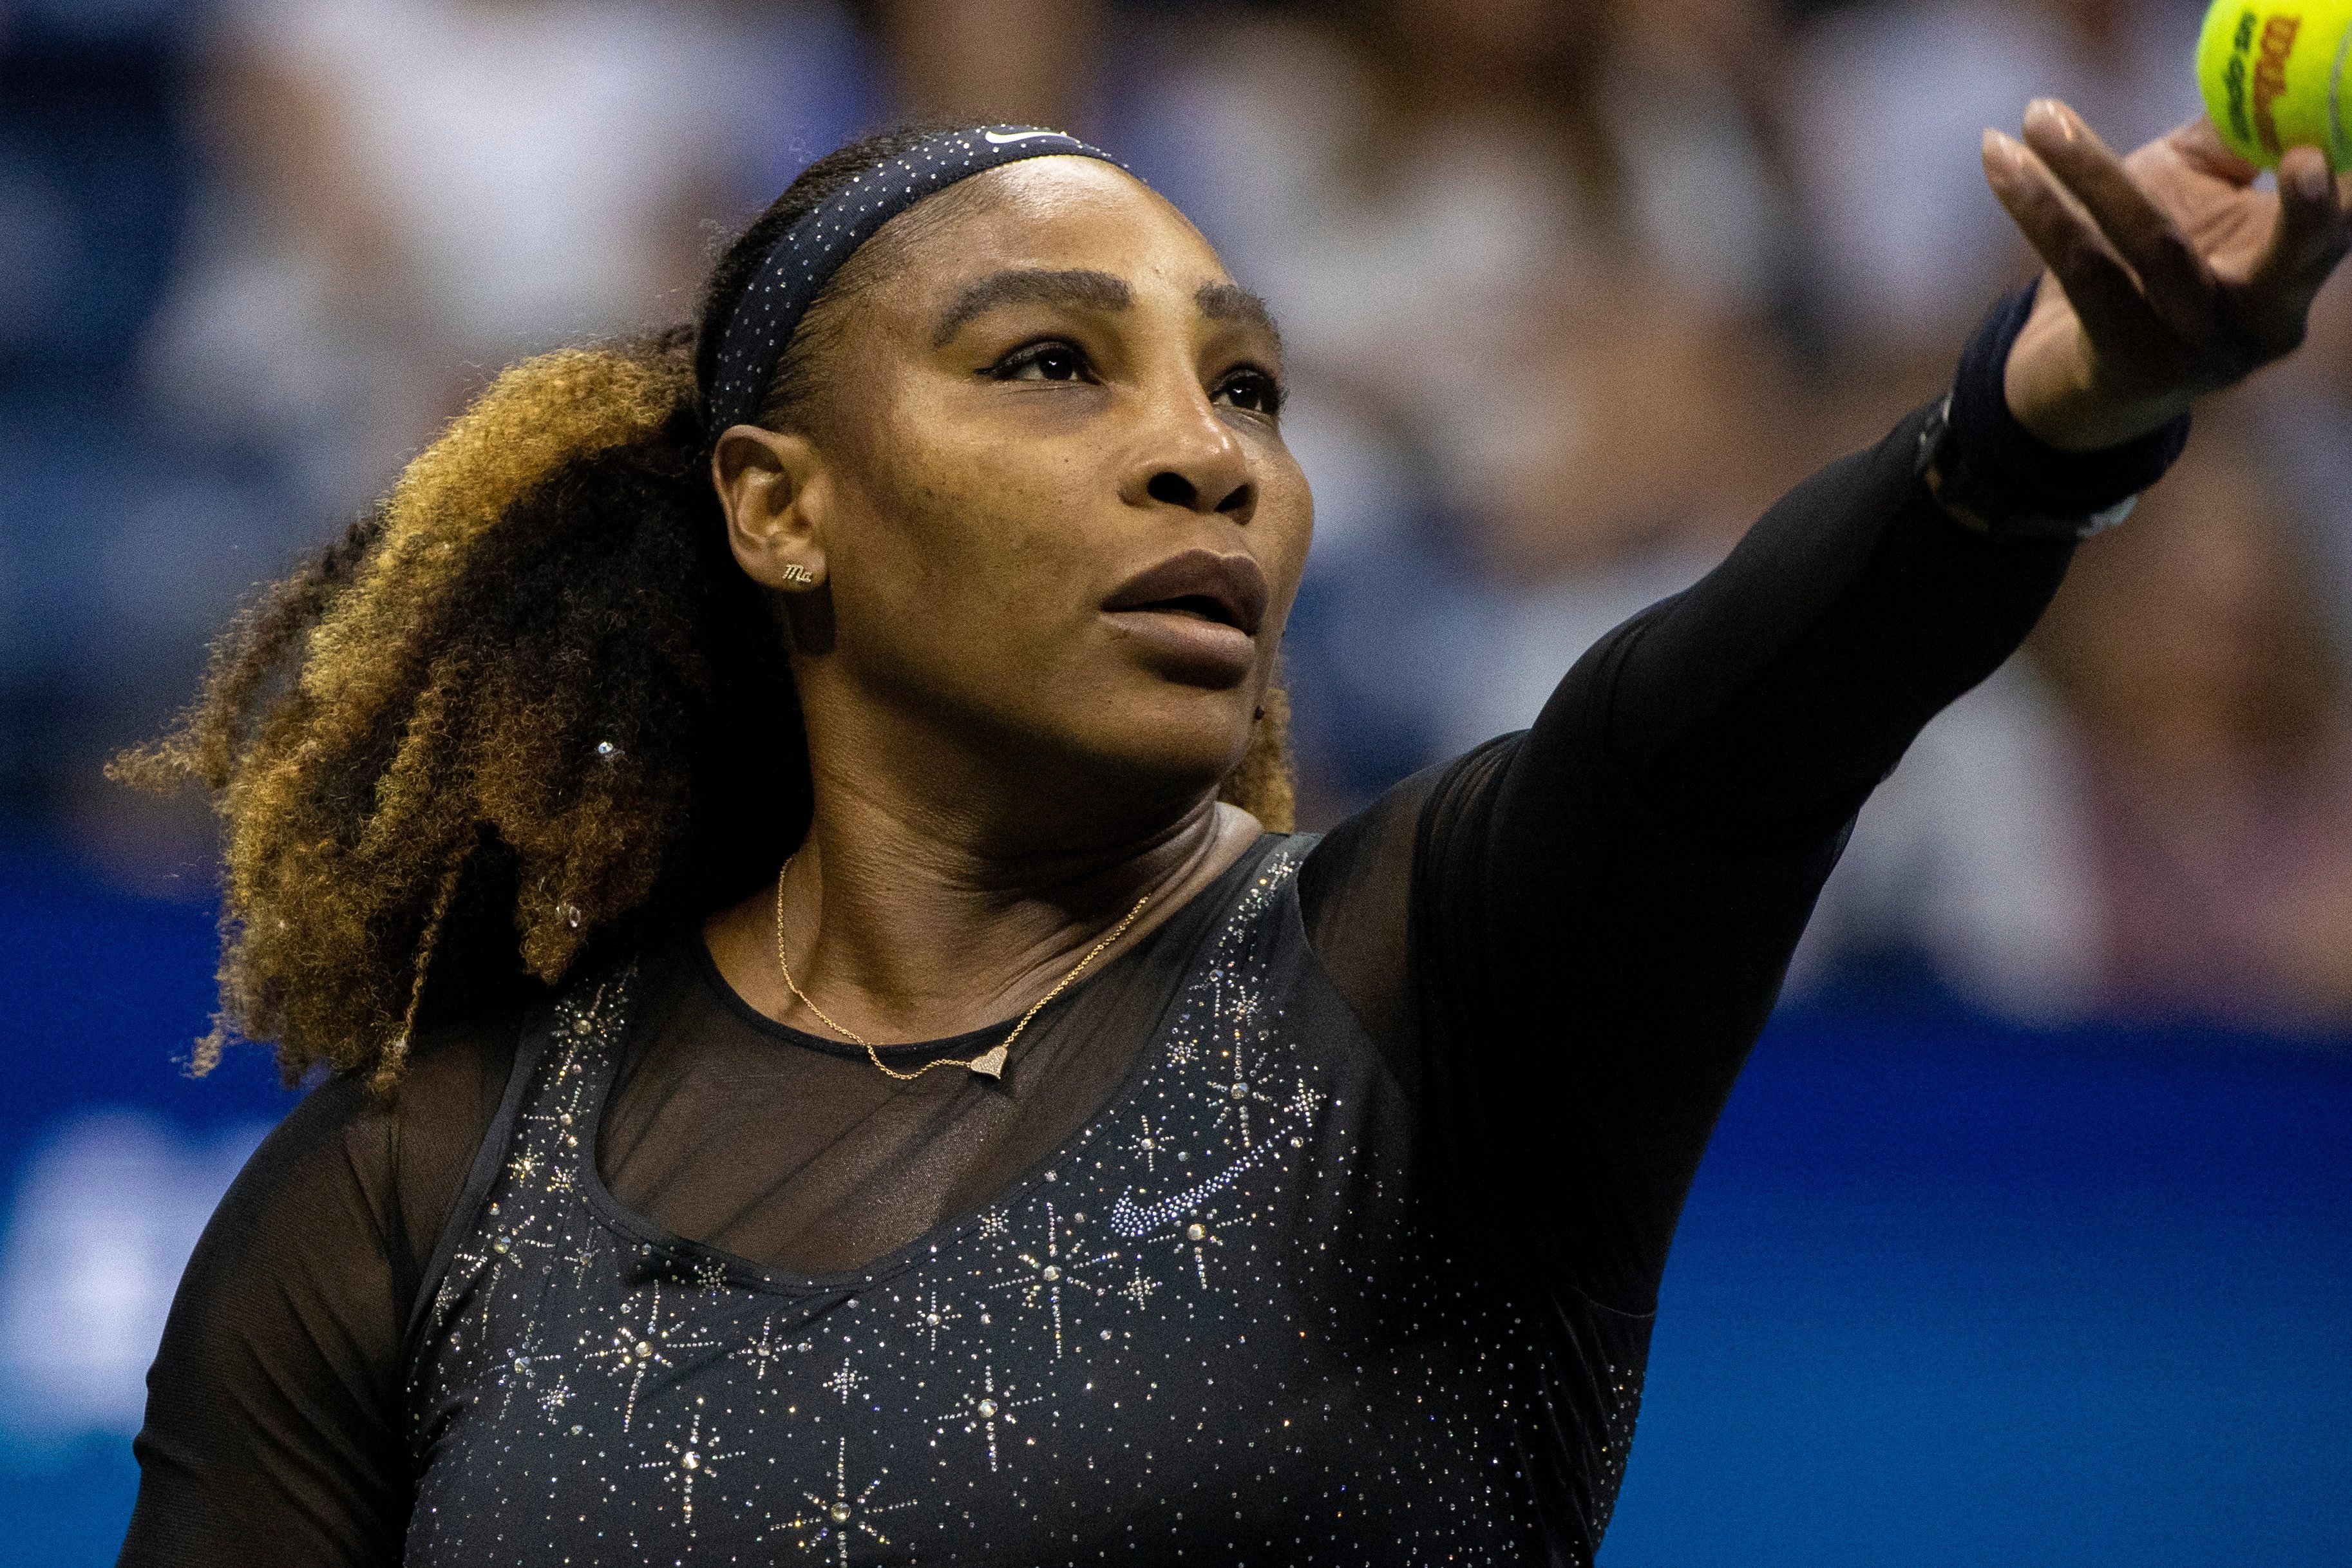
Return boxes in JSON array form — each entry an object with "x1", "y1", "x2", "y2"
[{"x1": 1058, "y1": 706, "x2": 1257, "y2": 800}]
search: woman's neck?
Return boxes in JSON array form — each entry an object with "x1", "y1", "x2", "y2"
[{"x1": 702, "y1": 789, "x2": 1264, "y2": 1046}]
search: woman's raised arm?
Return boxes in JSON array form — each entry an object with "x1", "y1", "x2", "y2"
[{"x1": 1405, "y1": 104, "x2": 2351, "y2": 1315}]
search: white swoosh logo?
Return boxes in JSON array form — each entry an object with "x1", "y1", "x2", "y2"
[
  {"x1": 983, "y1": 129, "x2": 1066, "y2": 146},
  {"x1": 1108, "y1": 1142, "x2": 1278, "y2": 1237}
]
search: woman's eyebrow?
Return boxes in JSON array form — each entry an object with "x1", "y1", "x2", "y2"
[
  {"x1": 932, "y1": 268, "x2": 1132, "y2": 346},
  {"x1": 1195, "y1": 281, "x2": 1280, "y2": 348}
]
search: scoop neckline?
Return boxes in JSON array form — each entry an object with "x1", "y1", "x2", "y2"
[
  {"x1": 690, "y1": 936, "x2": 1019, "y2": 1065},
  {"x1": 687, "y1": 834, "x2": 1276, "y2": 1066},
  {"x1": 572, "y1": 835, "x2": 1291, "y2": 1298}
]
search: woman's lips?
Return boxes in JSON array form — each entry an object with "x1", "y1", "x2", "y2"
[
  {"x1": 1099, "y1": 548, "x2": 1267, "y2": 687},
  {"x1": 1100, "y1": 605, "x2": 1257, "y2": 687},
  {"x1": 1100, "y1": 549, "x2": 1267, "y2": 636}
]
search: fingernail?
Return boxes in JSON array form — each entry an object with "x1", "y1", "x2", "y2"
[
  {"x1": 2297, "y1": 159, "x2": 2329, "y2": 200},
  {"x1": 2026, "y1": 98, "x2": 2073, "y2": 140}
]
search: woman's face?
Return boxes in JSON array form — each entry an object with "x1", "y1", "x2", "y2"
[{"x1": 721, "y1": 157, "x2": 1312, "y2": 821}]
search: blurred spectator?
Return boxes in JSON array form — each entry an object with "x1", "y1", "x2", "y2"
[
  {"x1": 1802, "y1": 406, "x2": 2352, "y2": 1032},
  {"x1": 0, "y1": 0, "x2": 193, "y2": 407},
  {"x1": 2025, "y1": 410, "x2": 2352, "y2": 1030},
  {"x1": 1791, "y1": 659, "x2": 2105, "y2": 1021},
  {"x1": 866, "y1": 0, "x2": 1105, "y2": 135},
  {"x1": 1455, "y1": 261, "x2": 1814, "y2": 580},
  {"x1": 142, "y1": 0, "x2": 835, "y2": 518},
  {"x1": 1788, "y1": 0, "x2": 2206, "y2": 359},
  {"x1": 1434, "y1": 265, "x2": 1820, "y2": 754},
  {"x1": 1161, "y1": 0, "x2": 1791, "y2": 486},
  {"x1": 0, "y1": 0, "x2": 210, "y2": 854},
  {"x1": 2248, "y1": 267, "x2": 2352, "y2": 648}
]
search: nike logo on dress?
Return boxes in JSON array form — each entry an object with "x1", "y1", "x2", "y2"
[
  {"x1": 983, "y1": 129, "x2": 1066, "y2": 145},
  {"x1": 1108, "y1": 1143, "x2": 1280, "y2": 1237}
]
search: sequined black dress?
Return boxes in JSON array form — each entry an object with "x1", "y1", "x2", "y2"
[
  {"x1": 401, "y1": 838, "x2": 1646, "y2": 1565},
  {"x1": 119, "y1": 393, "x2": 2124, "y2": 1567}
]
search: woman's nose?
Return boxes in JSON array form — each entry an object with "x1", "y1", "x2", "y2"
[{"x1": 1121, "y1": 388, "x2": 1255, "y2": 521}]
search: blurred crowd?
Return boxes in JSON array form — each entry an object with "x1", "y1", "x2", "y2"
[{"x1": 6, "y1": 0, "x2": 2352, "y2": 1033}]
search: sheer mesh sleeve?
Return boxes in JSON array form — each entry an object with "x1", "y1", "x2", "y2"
[
  {"x1": 115, "y1": 1013, "x2": 519, "y2": 1568},
  {"x1": 1302, "y1": 398, "x2": 2079, "y2": 1312}
]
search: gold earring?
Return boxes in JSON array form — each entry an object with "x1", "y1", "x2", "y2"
[{"x1": 780, "y1": 563, "x2": 815, "y2": 585}]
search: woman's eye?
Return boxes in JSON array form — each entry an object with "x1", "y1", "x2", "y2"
[
  {"x1": 1213, "y1": 367, "x2": 1284, "y2": 417},
  {"x1": 992, "y1": 342, "x2": 1092, "y2": 383}
]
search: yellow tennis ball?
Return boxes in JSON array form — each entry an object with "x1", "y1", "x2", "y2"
[{"x1": 2197, "y1": 0, "x2": 2352, "y2": 170}]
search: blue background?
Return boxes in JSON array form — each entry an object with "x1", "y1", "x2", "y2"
[{"x1": 5, "y1": 845, "x2": 2345, "y2": 1566}]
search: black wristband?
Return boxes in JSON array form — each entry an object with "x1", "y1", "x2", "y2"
[{"x1": 1945, "y1": 283, "x2": 2190, "y2": 520}]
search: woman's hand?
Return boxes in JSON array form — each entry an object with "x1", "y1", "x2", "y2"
[{"x1": 1984, "y1": 98, "x2": 2351, "y2": 451}]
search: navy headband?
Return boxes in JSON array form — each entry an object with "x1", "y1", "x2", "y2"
[{"x1": 706, "y1": 125, "x2": 1128, "y2": 437}]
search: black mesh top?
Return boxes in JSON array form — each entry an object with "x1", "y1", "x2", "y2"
[{"x1": 117, "y1": 395, "x2": 2092, "y2": 1565}]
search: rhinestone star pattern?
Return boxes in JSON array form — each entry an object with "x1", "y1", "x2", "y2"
[{"x1": 404, "y1": 842, "x2": 1653, "y2": 1563}]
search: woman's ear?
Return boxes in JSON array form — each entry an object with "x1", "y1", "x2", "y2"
[{"x1": 712, "y1": 424, "x2": 831, "y2": 592}]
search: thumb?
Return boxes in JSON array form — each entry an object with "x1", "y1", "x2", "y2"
[{"x1": 2243, "y1": 146, "x2": 2352, "y2": 353}]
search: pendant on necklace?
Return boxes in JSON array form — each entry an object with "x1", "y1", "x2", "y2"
[{"x1": 966, "y1": 1043, "x2": 1009, "y2": 1080}]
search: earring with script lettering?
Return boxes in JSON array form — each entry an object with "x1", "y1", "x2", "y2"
[{"x1": 780, "y1": 563, "x2": 816, "y2": 585}]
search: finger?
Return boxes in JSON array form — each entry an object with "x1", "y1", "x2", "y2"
[
  {"x1": 2262, "y1": 147, "x2": 2351, "y2": 279},
  {"x1": 2243, "y1": 146, "x2": 2352, "y2": 351},
  {"x1": 2021, "y1": 98, "x2": 2228, "y2": 351},
  {"x1": 1982, "y1": 128, "x2": 2168, "y2": 348}
]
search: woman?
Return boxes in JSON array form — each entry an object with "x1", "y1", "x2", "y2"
[{"x1": 117, "y1": 109, "x2": 2346, "y2": 1565}]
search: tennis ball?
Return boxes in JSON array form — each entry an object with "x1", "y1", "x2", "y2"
[{"x1": 2197, "y1": 0, "x2": 2352, "y2": 170}]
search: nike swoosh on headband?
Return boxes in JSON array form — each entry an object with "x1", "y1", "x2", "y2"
[{"x1": 983, "y1": 129, "x2": 1070, "y2": 145}]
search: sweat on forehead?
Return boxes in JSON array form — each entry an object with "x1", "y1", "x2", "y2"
[{"x1": 705, "y1": 126, "x2": 1133, "y2": 437}]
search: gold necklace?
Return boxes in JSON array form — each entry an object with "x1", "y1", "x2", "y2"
[{"x1": 772, "y1": 856, "x2": 1152, "y2": 1082}]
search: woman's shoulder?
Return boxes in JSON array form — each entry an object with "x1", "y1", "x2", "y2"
[
  {"x1": 218, "y1": 999, "x2": 530, "y2": 1301},
  {"x1": 1293, "y1": 737, "x2": 1530, "y2": 1081},
  {"x1": 378, "y1": 1002, "x2": 531, "y2": 1270},
  {"x1": 124, "y1": 1005, "x2": 533, "y2": 1565}
]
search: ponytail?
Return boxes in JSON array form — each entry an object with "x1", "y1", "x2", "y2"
[{"x1": 120, "y1": 330, "x2": 802, "y2": 1086}]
